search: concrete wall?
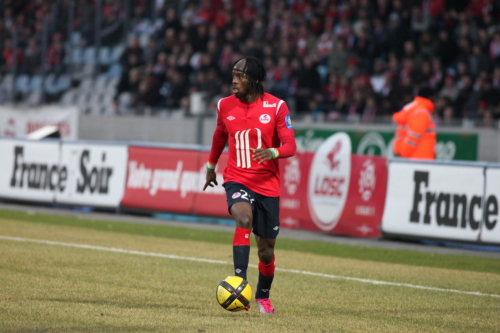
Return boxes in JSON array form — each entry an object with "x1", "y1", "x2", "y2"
[{"x1": 79, "y1": 115, "x2": 500, "y2": 162}]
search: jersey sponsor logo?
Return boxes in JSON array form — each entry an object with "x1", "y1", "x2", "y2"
[
  {"x1": 308, "y1": 133, "x2": 351, "y2": 231},
  {"x1": 232, "y1": 192, "x2": 241, "y2": 199},
  {"x1": 263, "y1": 101, "x2": 276, "y2": 108},
  {"x1": 285, "y1": 115, "x2": 293, "y2": 129},
  {"x1": 227, "y1": 116, "x2": 235, "y2": 121},
  {"x1": 259, "y1": 114, "x2": 271, "y2": 124},
  {"x1": 235, "y1": 128, "x2": 262, "y2": 168}
]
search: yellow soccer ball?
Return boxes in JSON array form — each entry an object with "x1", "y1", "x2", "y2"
[{"x1": 216, "y1": 276, "x2": 252, "y2": 312}]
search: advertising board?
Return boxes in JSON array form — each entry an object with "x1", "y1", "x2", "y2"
[
  {"x1": 0, "y1": 139, "x2": 61, "y2": 202},
  {"x1": 381, "y1": 160, "x2": 486, "y2": 242},
  {"x1": 294, "y1": 128, "x2": 478, "y2": 161},
  {"x1": 122, "y1": 146, "x2": 201, "y2": 213},
  {"x1": 55, "y1": 142, "x2": 128, "y2": 207},
  {"x1": 0, "y1": 106, "x2": 79, "y2": 140}
]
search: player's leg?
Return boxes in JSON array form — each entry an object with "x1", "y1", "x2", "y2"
[
  {"x1": 255, "y1": 235, "x2": 276, "y2": 297},
  {"x1": 229, "y1": 201, "x2": 253, "y2": 280},
  {"x1": 254, "y1": 235, "x2": 277, "y2": 314},
  {"x1": 252, "y1": 195, "x2": 279, "y2": 314}
]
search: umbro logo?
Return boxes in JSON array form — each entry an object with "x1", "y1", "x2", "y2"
[
  {"x1": 227, "y1": 116, "x2": 235, "y2": 121},
  {"x1": 273, "y1": 226, "x2": 279, "y2": 231},
  {"x1": 263, "y1": 101, "x2": 276, "y2": 108}
]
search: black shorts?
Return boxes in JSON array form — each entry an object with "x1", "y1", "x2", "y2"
[{"x1": 223, "y1": 181, "x2": 280, "y2": 239}]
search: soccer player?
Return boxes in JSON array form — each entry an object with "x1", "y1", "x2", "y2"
[{"x1": 203, "y1": 56, "x2": 296, "y2": 314}]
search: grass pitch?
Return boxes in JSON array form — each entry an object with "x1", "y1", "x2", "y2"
[{"x1": 0, "y1": 209, "x2": 499, "y2": 333}]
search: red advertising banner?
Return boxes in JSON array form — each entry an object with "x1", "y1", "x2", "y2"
[
  {"x1": 123, "y1": 143, "x2": 387, "y2": 238},
  {"x1": 334, "y1": 155, "x2": 387, "y2": 237},
  {"x1": 121, "y1": 146, "x2": 201, "y2": 213},
  {"x1": 279, "y1": 153, "x2": 310, "y2": 230},
  {"x1": 191, "y1": 151, "x2": 230, "y2": 217},
  {"x1": 280, "y1": 152, "x2": 387, "y2": 237}
]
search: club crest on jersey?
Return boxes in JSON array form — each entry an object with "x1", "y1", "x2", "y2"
[
  {"x1": 232, "y1": 192, "x2": 242, "y2": 199},
  {"x1": 285, "y1": 115, "x2": 293, "y2": 129},
  {"x1": 259, "y1": 114, "x2": 271, "y2": 124},
  {"x1": 227, "y1": 116, "x2": 235, "y2": 121},
  {"x1": 263, "y1": 101, "x2": 276, "y2": 108}
]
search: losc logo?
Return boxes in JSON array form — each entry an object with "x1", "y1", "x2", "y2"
[
  {"x1": 259, "y1": 114, "x2": 271, "y2": 124},
  {"x1": 359, "y1": 159, "x2": 376, "y2": 201},
  {"x1": 284, "y1": 157, "x2": 300, "y2": 195},
  {"x1": 308, "y1": 133, "x2": 351, "y2": 231}
]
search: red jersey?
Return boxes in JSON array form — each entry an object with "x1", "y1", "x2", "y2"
[{"x1": 208, "y1": 93, "x2": 296, "y2": 197}]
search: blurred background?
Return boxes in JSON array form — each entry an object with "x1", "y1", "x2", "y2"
[{"x1": 1, "y1": 0, "x2": 500, "y2": 137}]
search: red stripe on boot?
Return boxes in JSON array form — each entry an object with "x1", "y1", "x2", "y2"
[
  {"x1": 233, "y1": 227, "x2": 251, "y2": 246},
  {"x1": 258, "y1": 255, "x2": 276, "y2": 277}
]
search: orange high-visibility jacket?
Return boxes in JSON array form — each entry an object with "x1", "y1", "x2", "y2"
[{"x1": 392, "y1": 96, "x2": 436, "y2": 160}]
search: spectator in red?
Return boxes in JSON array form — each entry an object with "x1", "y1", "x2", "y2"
[
  {"x1": 2, "y1": 38, "x2": 23, "y2": 70},
  {"x1": 467, "y1": 0, "x2": 486, "y2": 18},
  {"x1": 194, "y1": 0, "x2": 217, "y2": 25},
  {"x1": 241, "y1": 0, "x2": 256, "y2": 23}
]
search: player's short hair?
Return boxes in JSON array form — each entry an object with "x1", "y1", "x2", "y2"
[
  {"x1": 234, "y1": 56, "x2": 266, "y2": 95},
  {"x1": 417, "y1": 86, "x2": 435, "y2": 99}
]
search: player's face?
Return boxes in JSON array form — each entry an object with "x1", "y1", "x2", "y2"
[{"x1": 232, "y1": 60, "x2": 250, "y2": 98}]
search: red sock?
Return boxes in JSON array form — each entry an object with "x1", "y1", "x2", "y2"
[
  {"x1": 258, "y1": 255, "x2": 276, "y2": 277},
  {"x1": 233, "y1": 227, "x2": 251, "y2": 246}
]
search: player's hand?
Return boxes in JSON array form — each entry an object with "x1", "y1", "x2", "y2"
[
  {"x1": 251, "y1": 148, "x2": 273, "y2": 164},
  {"x1": 203, "y1": 172, "x2": 218, "y2": 191}
]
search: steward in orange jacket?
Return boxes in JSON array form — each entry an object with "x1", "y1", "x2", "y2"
[{"x1": 392, "y1": 87, "x2": 436, "y2": 160}]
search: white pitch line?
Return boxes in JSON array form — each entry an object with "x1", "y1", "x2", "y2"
[{"x1": 1, "y1": 235, "x2": 499, "y2": 299}]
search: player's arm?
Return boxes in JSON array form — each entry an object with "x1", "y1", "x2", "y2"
[
  {"x1": 203, "y1": 106, "x2": 228, "y2": 190},
  {"x1": 274, "y1": 102, "x2": 296, "y2": 158},
  {"x1": 400, "y1": 111, "x2": 428, "y2": 158},
  {"x1": 252, "y1": 102, "x2": 296, "y2": 164}
]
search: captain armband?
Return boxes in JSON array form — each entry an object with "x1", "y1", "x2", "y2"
[
  {"x1": 267, "y1": 148, "x2": 280, "y2": 159},
  {"x1": 206, "y1": 162, "x2": 216, "y2": 172}
]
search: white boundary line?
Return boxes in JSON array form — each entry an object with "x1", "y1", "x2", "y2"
[{"x1": 1, "y1": 235, "x2": 499, "y2": 299}]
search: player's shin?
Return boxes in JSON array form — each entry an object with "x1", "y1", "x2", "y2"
[
  {"x1": 232, "y1": 227, "x2": 251, "y2": 280},
  {"x1": 256, "y1": 255, "x2": 275, "y2": 299}
]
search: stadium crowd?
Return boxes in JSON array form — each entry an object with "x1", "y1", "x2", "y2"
[{"x1": 2, "y1": 0, "x2": 500, "y2": 125}]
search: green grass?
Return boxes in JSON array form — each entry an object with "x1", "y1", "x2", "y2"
[
  {"x1": 0, "y1": 208, "x2": 499, "y2": 332},
  {"x1": 0, "y1": 209, "x2": 498, "y2": 274}
]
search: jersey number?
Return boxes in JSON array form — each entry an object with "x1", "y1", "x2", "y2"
[{"x1": 235, "y1": 128, "x2": 262, "y2": 169}]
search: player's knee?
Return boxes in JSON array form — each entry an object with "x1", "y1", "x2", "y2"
[
  {"x1": 235, "y1": 214, "x2": 252, "y2": 230},
  {"x1": 258, "y1": 248, "x2": 274, "y2": 264}
]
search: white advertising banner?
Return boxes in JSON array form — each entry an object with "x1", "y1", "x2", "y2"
[
  {"x1": 382, "y1": 161, "x2": 485, "y2": 242},
  {"x1": 0, "y1": 106, "x2": 79, "y2": 139},
  {"x1": 55, "y1": 143, "x2": 127, "y2": 207},
  {"x1": 0, "y1": 139, "x2": 61, "y2": 202},
  {"x1": 481, "y1": 168, "x2": 500, "y2": 244}
]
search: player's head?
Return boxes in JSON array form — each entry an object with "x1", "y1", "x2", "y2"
[
  {"x1": 232, "y1": 57, "x2": 266, "y2": 99},
  {"x1": 417, "y1": 86, "x2": 435, "y2": 100}
]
